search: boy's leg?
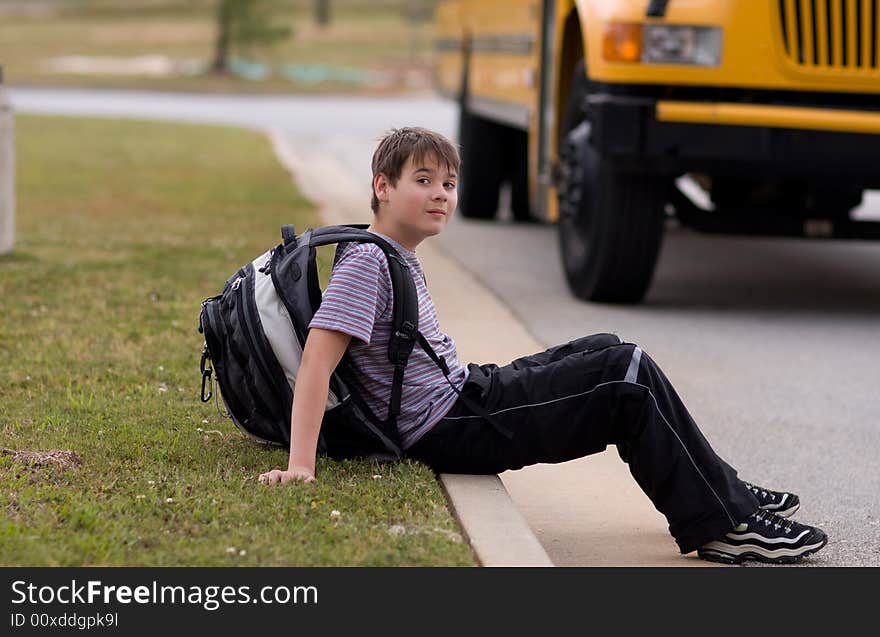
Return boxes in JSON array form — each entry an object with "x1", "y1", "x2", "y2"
[
  {"x1": 408, "y1": 340, "x2": 758, "y2": 554},
  {"x1": 503, "y1": 333, "x2": 622, "y2": 370}
]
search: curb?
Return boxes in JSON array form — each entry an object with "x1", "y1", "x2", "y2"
[{"x1": 440, "y1": 474, "x2": 553, "y2": 567}]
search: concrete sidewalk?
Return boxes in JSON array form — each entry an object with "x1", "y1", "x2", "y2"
[{"x1": 270, "y1": 132, "x2": 714, "y2": 567}]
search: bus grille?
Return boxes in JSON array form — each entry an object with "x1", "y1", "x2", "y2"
[{"x1": 777, "y1": 0, "x2": 879, "y2": 71}]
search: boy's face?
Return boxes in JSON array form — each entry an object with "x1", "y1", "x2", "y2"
[{"x1": 372, "y1": 154, "x2": 457, "y2": 249}]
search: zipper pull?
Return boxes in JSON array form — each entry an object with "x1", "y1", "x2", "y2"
[{"x1": 258, "y1": 248, "x2": 275, "y2": 275}]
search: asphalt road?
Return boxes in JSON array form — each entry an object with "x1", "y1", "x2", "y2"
[{"x1": 10, "y1": 87, "x2": 880, "y2": 565}]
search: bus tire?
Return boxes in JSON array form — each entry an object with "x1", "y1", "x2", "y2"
[
  {"x1": 556, "y1": 62, "x2": 665, "y2": 303},
  {"x1": 457, "y1": 108, "x2": 505, "y2": 219},
  {"x1": 509, "y1": 128, "x2": 532, "y2": 221}
]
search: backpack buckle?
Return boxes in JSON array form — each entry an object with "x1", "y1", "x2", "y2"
[
  {"x1": 200, "y1": 348, "x2": 213, "y2": 403},
  {"x1": 394, "y1": 320, "x2": 416, "y2": 341},
  {"x1": 389, "y1": 321, "x2": 416, "y2": 365}
]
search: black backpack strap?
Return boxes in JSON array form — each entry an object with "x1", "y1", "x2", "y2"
[
  {"x1": 414, "y1": 331, "x2": 449, "y2": 375},
  {"x1": 281, "y1": 224, "x2": 297, "y2": 245},
  {"x1": 413, "y1": 332, "x2": 513, "y2": 440},
  {"x1": 388, "y1": 318, "x2": 416, "y2": 424},
  {"x1": 307, "y1": 225, "x2": 420, "y2": 429},
  {"x1": 384, "y1": 252, "x2": 419, "y2": 424}
]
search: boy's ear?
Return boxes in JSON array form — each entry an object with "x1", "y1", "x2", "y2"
[{"x1": 373, "y1": 173, "x2": 390, "y2": 204}]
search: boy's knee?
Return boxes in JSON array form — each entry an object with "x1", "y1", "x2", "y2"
[
  {"x1": 603, "y1": 340, "x2": 645, "y2": 383},
  {"x1": 584, "y1": 333, "x2": 623, "y2": 350}
]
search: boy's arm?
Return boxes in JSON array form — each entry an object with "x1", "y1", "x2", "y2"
[{"x1": 258, "y1": 328, "x2": 352, "y2": 486}]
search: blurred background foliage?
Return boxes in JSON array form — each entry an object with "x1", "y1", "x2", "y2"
[{"x1": 0, "y1": 0, "x2": 440, "y2": 93}]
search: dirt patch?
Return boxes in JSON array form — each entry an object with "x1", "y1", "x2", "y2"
[
  {"x1": 1, "y1": 448, "x2": 82, "y2": 468},
  {"x1": 296, "y1": 23, "x2": 413, "y2": 44},
  {"x1": 0, "y1": 2, "x2": 58, "y2": 18},
  {"x1": 43, "y1": 55, "x2": 203, "y2": 77},
  {"x1": 89, "y1": 22, "x2": 213, "y2": 46}
]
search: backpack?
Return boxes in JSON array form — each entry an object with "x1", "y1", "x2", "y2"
[{"x1": 197, "y1": 223, "x2": 453, "y2": 461}]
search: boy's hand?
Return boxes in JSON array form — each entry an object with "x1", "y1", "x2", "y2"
[{"x1": 258, "y1": 467, "x2": 315, "y2": 485}]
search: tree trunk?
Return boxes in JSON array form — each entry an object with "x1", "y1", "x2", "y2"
[
  {"x1": 211, "y1": 0, "x2": 234, "y2": 73},
  {"x1": 315, "y1": 0, "x2": 330, "y2": 26}
]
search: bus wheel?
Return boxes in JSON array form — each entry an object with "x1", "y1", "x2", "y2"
[
  {"x1": 556, "y1": 64, "x2": 665, "y2": 303},
  {"x1": 509, "y1": 128, "x2": 533, "y2": 222},
  {"x1": 457, "y1": 109, "x2": 505, "y2": 219}
]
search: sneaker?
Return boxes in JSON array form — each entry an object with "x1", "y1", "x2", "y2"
[
  {"x1": 697, "y1": 510, "x2": 828, "y2": 564},
  {"x1": 744, "y1": 481, "x2": 800, "y2": 518}
]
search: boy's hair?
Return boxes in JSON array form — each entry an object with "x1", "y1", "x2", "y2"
[{"x1": 370, "y1": 127, "x2": 460, "y2": 213}]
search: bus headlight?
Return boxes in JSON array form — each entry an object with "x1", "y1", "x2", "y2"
[{"x1": 642, "y1": 25, "x2": 722, "y2": 66}]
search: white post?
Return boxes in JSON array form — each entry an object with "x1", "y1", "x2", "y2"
[{"x1": 0, "y1": 65, "x2": 15, "y2": 255}]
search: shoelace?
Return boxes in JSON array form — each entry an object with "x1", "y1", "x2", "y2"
[
  {"x1": 744, "y1": 481, "x2": 772, "y2": 501},
  {"x1": 752, "y1": 509, "x2": 794, "y2": 534}
]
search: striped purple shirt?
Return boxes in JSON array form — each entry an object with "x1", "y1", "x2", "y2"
[{"x1": 308, "y1": 232, "x2": 466, "y2": 449}]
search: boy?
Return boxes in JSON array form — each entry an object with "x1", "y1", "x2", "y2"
[{"x1": 259, "y1": 127, "x2": 827, "y2": 564}]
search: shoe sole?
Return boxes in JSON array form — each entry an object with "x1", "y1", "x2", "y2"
[
  {"x1": 761, "y1": 502, "x2": 800, "y2": 518},
  {"x1": 698, "y1": 534, "x2": 827, "y2": 565}
]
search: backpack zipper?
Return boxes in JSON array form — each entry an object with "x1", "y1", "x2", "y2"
[{"x1": 235, "y1": 277, "x2": 285, "y2": 409}]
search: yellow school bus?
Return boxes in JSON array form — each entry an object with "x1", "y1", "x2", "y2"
[{"x1": 434, "y1": 0, "x2": 880, "y2": 302}]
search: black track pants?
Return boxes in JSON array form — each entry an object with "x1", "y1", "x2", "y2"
[{"x1": 406, "y1": 334, "x2": 760, "y2": 554}]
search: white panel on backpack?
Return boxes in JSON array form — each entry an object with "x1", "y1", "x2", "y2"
[{"x1": 252, "y1": 251, "x2": 340, "y2": 410}]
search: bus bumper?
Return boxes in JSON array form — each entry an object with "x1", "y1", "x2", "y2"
[{"x1": 588, "y1": 94, "x2": 880, "y2": 184}]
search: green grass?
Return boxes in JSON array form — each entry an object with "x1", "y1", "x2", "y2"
[
  {"x1": 0, "y1": 1, "x2": 436, "y2": 94},
  {"x1": 0, "y1": 114, "x2": 475, "y2": 566}
]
